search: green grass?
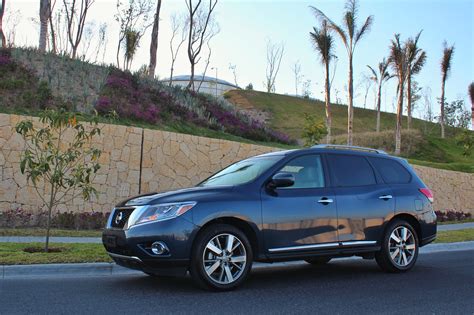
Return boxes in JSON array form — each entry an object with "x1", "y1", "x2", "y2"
[
  {"x1": 0, "y1": 242, "x2": 111, "y2": 265},
  {"x1": 0, "y1": 228, "x2": 102, "y2": 237},
  {"x1": 434, "y1": 229, "x2": 474, "y2": 243}
]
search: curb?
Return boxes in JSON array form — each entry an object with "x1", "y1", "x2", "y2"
[{"x1": 2, "y1": 241, "x2": 473, "y2": 279}]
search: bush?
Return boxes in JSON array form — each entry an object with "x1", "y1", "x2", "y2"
[
  {"x1": 435, "y1": 210, "x2": 472, "y2": 222},
  {"x1": 301, "y1": 113, "x2": 327, "y2": 147}
]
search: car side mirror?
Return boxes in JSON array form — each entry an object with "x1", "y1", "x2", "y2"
[{"x1": 270, "y1": 172, "x2": 295, "y2": 188}]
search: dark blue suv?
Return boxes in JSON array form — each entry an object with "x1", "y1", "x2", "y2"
[{"x1": 102, "y1": 145, "x2": 437, "y2": 290}]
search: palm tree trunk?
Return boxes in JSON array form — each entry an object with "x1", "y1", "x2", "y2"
[
  {"x1": 347, "y1": 55, "x2": 354, "y2": 145},
  {"x1": 376, "y1": 81, "x2": 382, "y2": 132},
  {"x1": 395, "y1": 81, "x2": 404, "y2": 155},
  {"x1": 440, "y1": 80, "x2": 446, "y2": 138},
  {"x1": 407, "y1": 70, "x2": 412, "y2": 130},
  {"x1": 39, "y1": 0, "x2": 50, "y2": 53},
  {"x1": 325, "y1": 59, "x2": 331, "y2": 143},
  {"x1": 148, "y1": 0, "x2": 162, "y2": 78},
  {"x1": 0, "y1": 0, "x2": 5, "y2": 48}
]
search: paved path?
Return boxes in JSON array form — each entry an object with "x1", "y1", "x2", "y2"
[
  {"x1": 0, "y1": 222, "x2": 472, "y2": 244},
  {"x1": 1, "y1": 250, "x2": 473, "y2": 314}
]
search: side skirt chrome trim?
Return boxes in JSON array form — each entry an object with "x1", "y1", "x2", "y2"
[
  {"x1": 268, "y1": 240, "x2": 377, "y2": 253},
  {"x1": 107, "y1": 252, "x2": 143, "y2": 263}
]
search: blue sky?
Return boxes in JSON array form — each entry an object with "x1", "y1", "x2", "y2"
[{"x1": 7, "y1": 0, "x2": 474, "y2": 119}]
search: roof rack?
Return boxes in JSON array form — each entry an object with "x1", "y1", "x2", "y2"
[{"x1": 311, "y1": 144, "x2": 387, "y2": 154}]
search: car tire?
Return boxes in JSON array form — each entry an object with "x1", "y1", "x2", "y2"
[
  {"x1": 305, "y1": 257, "x2": 332, "y2": 265},
  {"x1": 375, "y1": 219, "x2": 419, "y2": 273},
  {"x1": 190, "y1": 224, "x2": 253, "y2": 291}
]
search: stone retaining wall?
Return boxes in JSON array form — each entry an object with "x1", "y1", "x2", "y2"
[{"x1": 0, "y1": 113, "x2": 473, "y2": 215}]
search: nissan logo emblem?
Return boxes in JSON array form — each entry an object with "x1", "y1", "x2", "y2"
[{"x1": 115, "y1": 211, "x2": 124, "y2": 225}]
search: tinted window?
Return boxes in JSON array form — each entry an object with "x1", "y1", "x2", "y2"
[
  {"x1": 278, "y1": 155, "x2": 325, "y2": 189},
  {"x1": 328, "y1": 154, "x2": 376, "y2": 187},
  {"x1": 369, "y1": 157, "x2": 411, "y2": 184}
]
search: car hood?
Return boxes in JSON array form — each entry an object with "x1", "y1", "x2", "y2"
[{"x1": 115, "y1": 185, "x2": 234, "y2": 207}]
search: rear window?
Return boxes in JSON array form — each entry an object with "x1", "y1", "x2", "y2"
[
  {"x1": 369, "y1": 157, "x2": 411, "y2": 184},
  {"x1": 327, "y1": 154, "x2": 376, "y2": 187}
]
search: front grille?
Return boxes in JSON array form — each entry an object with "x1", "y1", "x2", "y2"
[{"x1": 110, "y1": 208, "x2": 135, "y2": 229}]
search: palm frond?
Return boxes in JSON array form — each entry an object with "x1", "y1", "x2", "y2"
[
  {"x1": 354, "y1": 15, "x2": 374, "y2": 44},
  {"x1": 441, "y1": 41, "x2": 455, "y2": 82},
  {"x1": 411, "y1": 50, "x2": 427, "y2": 75},
  {"x1": 310, "y1": 5, "x2": 348, "y2": 50},
  {"x1": 469, "y1": 82, "x2": 474, "y2": 105},
  {"x1": 366, "y1": 65, "x2": 378, "y2": 82},
  {"x1": 310, "y1": 22, "x2": 334, "y2": 65}
]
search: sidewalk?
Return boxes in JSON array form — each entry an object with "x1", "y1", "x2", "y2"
[
  {"x1": 2, "y1": 241, "x2": 473, "y2": 279},
  {"x1": 437, "y1": 222, "x2": 474, "y2": 231}
]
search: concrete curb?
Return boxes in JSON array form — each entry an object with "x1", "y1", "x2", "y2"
[{"x1": 2, "y1": 241, "x2": 473, "y2": 279}]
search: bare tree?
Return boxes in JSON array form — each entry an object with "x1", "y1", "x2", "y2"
[
  {"x1": 115, "y1": 0, "x2": 153, "y2": 69},
  {"x1": 229, "y1": 63, "x2": 238, "y2": 87},
  {"x1": 148, "y1": 0, "x2": 162, "y2": 78},
  {"x1": 48, "y1": 0, "x2": 57, "y2": 53},
  {"x1": 186, "y1": 0, "x2": 218, "y2": 91},
  {"x1": 39, "y1": 0, "x2": 51, "y2": 52},
  {"x1": 3, "y1": 5, "x2": 22, "y2": 48},
  {"x1": 440, "y1": 41, "x2": 455, "y2": 138},
  {"x1": 196, "y1": 22, "x2": 219, "y2": 92},
  {"x1": 358, "y1": 72, "x2": 373, "y2": 109},
  {"x1": 367, "y1": 58, "x2": 393, "y2": 132},
  {"x1": 291, "y1": 60, "x2": 303, "y2": 96},
  {"x1": 406, "y1": 31, "x2": 426, "y2": 129},
  {"x1": 389, "y1": 34, "x2": 408, "y2": 155},
  {"x1": 62, "y1": 0, "x2": 94, "y2": 58},
  {"x1": 93, "y1": 23, "x2": 107, "y2": 63},
  {"x1": 264, "y1": 39, "x2": 285, "y2": 93},
  {"x1": 311, "y1": 0, "x2": 374, "y2": 145},
  {"x1": 168, "y1": 13, "x2": 187, "y2": 86},
  {"x1": 0, "y1": 0, "x2": 5, "y2": 48}
]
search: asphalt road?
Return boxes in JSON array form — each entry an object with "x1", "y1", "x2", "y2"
[{"x1": 1, "y1": 250, "x2": 473, "y2": 315}]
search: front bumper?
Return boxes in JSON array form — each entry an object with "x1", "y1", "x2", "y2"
[{"x1": 102, "y1": 216, "x2": 199, "y2": 276}]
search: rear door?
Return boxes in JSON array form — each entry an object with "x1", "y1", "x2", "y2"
[{"x1": 327, "y1": 154, "x2": 394, "y2": 245}]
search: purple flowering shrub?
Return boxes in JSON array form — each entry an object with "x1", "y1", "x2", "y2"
[
  {"x1": 96, "y1": 69, "x2": 295, "y2": 145},
  {"x1": 435, "y1": 209, "x2": 472, "y2": 222}
]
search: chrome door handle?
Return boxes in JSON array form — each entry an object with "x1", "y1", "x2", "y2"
[
  {"x1": 379, "y1": 195, "x2": 393, "y2": 200},
  {"x1": 318, "y1": 198, "x2": 334, "y2": 204}
]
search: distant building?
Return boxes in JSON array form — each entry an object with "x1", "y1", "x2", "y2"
[{"x1": 161, "y1": 75, "x2": 239, "y2": 97}]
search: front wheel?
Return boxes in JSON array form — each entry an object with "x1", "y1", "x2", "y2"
[
  {"x1": 375, "y1": 220, "x2": 419, "y2": 273},
  {"x1": 190, "y1": 224, "x2": 253, "y2": 291}
]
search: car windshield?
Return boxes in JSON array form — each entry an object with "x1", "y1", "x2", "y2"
[{"x1": 199, "y1": 156, "x2": 282, "y2": 187}]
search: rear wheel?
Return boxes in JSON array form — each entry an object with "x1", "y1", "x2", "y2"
[
  {"x1": 190, "y1": 224, "x2": 253, "y2": 291},
  {"x1": 375, "y1": 219, "x2": 419, "y2": 273},
  {"x1": 305, "y1": 257, "x2": 332, "y2": 265}
]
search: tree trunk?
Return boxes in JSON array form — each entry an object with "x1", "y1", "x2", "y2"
[
  {"x1": 440, "y1": 80, "x2": 446, "y2": 138},
  {"x1": 395, "y1": 80, "x2": 404, "y2": 155},
  {"x1": 0, "y1": 0, "x2": 5, "y2": 48},
  {"x1": 407, "y1": 70, "x2": 412, "y2": 130},
  {"x1": 39, "y1": 0, "x2": 50, "y2": 52},
  {"x1": 48, "y1": 0, "x2": 56, "y2": 53},
  {"x1": 347, "y1": 54, "x2": 354, "y2": 145},
  {"x1": 376, "y1": 81, "x2": 382, "y2": 133},
  {"x1": 148, "y1": 0, "x2": 162, "y2": 78},
  {"x1": 45, "y1": 183, "x2": 55, "y2": 252},
  {"x1": 325, "y1": 59, "x2": 332, "y2": 144}
]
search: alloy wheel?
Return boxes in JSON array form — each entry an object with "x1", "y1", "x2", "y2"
[
  {"x1": 388, "y1": 226, "x2": 416, "y2": 267},
  {"x1": 202, "y1": 233, "x2": 247, "y2": 285}
]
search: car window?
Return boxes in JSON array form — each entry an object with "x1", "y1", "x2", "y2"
[
  {"x1": 199, "y1": 156, "x2": 282, "y2": 187},
  {"x1": 328, "y1": 154, "x2": 376, "y2": 187},
  {"x1": 369, "y1": 157, "x2": 411, "y2": 184},
  {"x1": 278, "y1": 155, "x2": 325, "y2": 189}
]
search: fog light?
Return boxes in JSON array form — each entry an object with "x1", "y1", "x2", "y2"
[{"x1": 151, "y1": 241, "x2": 169, "y2": 255}]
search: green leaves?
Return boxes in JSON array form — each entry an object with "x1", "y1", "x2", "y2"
[{"x1": 302, "y1": 113, "x2": 328, "y2": 147}]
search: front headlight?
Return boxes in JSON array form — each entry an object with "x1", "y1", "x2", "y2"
[{"x1": 132, "y1": 202, "x2": 197, "y2": 226}]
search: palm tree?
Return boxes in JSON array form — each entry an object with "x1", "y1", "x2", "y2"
[
  {"x1": 389, "y1": 34, "x2": 408, "y2": 155},
  {"x1": 440, "y1": 41, "x2": 455, "y2": 138},
  {"x1": 367, "y1": 58, "x2": 393, "y2": 133},
  {"x1": 405, "y1": 31, "x2": 427, "y2": 129},
  {"x1": 469, "y1": 82, "x2": 474, "y2": 129},
  {"x1": 310, "y1": 21, "x2": 334, "y2": 143},
  {"x1": 0, "y1": 0, "x2": 6, "y2": 48},
  {"x1": 311, "y1": 0, "x2": 374, "y2": 145}
]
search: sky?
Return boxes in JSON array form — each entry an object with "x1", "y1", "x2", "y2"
[{"x1": 4, "y1": 0, "x2": 474, "y2": 120}]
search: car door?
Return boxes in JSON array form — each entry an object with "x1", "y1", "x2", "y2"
[
  {"x1": 261, "y1": 154, "x2": 339, "y2": 253},
  {"x1": 327, "y1": 153, "x2": 394, "y2": 245}
]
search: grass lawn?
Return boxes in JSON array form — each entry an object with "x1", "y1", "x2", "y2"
[
  {"x1": 0, "y1": 228, "x2": 102, "y2": 237},
  {"x1": 0, "y1": 242, "x2": 111, "y2": 265},
  {"x1": 434, "y1": 229, "x2": 474, "y2": 243}
]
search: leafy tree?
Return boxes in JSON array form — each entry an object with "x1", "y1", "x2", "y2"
[
  {"x1": 310, "y1": 20, "x2": 334, "y2": 143},
  {"x1": 440, "y1": 41, "x2": 455, "y2": 138},
  {"x1": 456, "y1": 130, "x2": 473, "y2": 156},
  {"x1": 367, "y1": 58, "x2": 393, "y2": 132},
  {"x1": 123, "y1": 28, "x2": 140, "y2": 70},
  {"x1": 311, "y1": 0, "x2": 374, "y2": 145},
  {"x1": 245, "y1": 83, "x2": 253, "y2": 90},
  {"x1": 442, "y1": 99, "x2": 470, "y2": 129},
  {"x1": 15, "y1": 109, "x2": 102, "y2": 252},
  {"x1": 302, "y1": 113, "x2": 328, "y2": 147},
  {"x1": 405, "y1": 31, "x2": 426, "y2": 129}
]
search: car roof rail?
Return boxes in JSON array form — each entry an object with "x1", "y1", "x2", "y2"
[{"x1": 311, "y1": 144, "x2": 388, "y2": 154}]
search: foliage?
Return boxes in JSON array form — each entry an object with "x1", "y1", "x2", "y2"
[
  {"x1": 435, "y1": 210, "x2": 472, "y2": 222},
  {"x1": 15, "y1": 109, "x2": 102, "y2": 251},
  {"x1": 302, "y1": 113, "x2": 327, "y2": 146},
  {"x1": 440, "y1": 99, "x2": 471, "y2": 129},
  {"x1": 456, "y1": 130, "x2": 474, "y2": 156},
  {"x1": 245, "y1": 83, "x2": 253, "y2": 90}
]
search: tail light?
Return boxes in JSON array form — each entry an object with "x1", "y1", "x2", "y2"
[{"x1": 419, "y1": 188, "x2": 434, "y2": 203}]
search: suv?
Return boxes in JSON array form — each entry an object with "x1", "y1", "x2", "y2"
[{"x1": 102, "y1": 145, "x2": 437, "y2": 290}]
